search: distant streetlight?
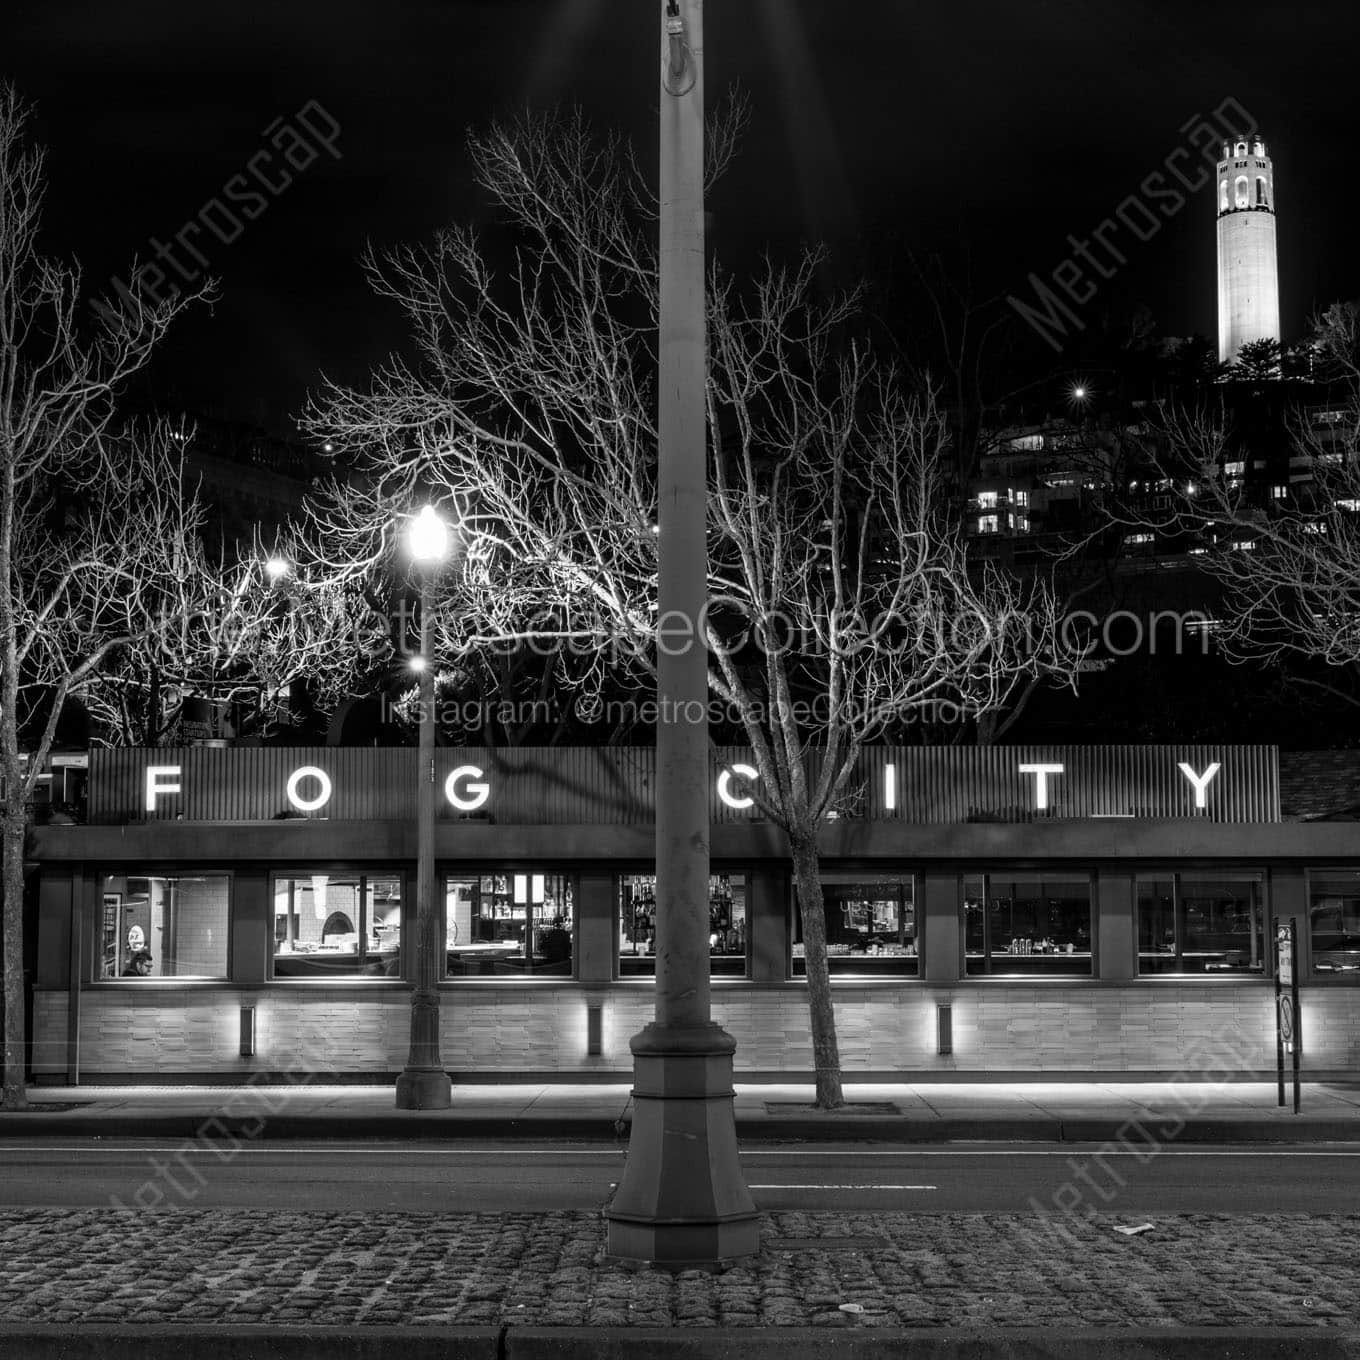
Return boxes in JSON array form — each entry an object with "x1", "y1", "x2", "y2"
[
  {"x1": 409, "y1": 504, "x2": 452, "y2": 563},
  {"x1": 395, "y1": 503, "x2": 453, "y2": 1110},
  {"x1": 264, "y1": 556, "x2": 290, "y2": 582}
]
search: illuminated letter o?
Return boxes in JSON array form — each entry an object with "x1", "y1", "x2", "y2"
[
  {"x1": 717, "y1": 763, "x2": 759, "y2": 810},
  {"x1": 444, "y1": 765, "x2": 490, "y2": 812},
  {"x1": 286, "y1": 766, "x2": 333, "y2": 812}
]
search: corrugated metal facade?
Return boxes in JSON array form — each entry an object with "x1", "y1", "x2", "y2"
[{"x1": 88, "y1": 745, "x2": 1280, "y2": 826}]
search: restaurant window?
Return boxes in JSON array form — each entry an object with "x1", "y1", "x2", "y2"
[
  {"x1": 619, "y1": 873, "x2": 747, "y2": 977},
  {"x1": 792, "y1": 874, "x2": 917, "y2": 977},
  {"x1": 1308, "y1": 873, "x2": 1360, "y2": 976},
  {"x1": 98, "y1": 872, "x2": 230, "y2": 980},
  {"x1": 963, "y1": 873, "x2": 1092, "y2": 976},
  {"x1": 445, "y1": 873, "x2": 574, "y2": 977},
  {"x1": 1137, "y1": 874, "x2": 1266, "y2": 975},
  {"x1": 272, "y1": 873, "x2": 402, "y2": 979}
]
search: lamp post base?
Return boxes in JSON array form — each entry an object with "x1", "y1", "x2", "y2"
[
  {"x1": 605, "y1": 1020, "x2": 760, "y2": 1265},
  {"x1": 394, "y1": 1067, "x2": 452, "y2": 1110}
]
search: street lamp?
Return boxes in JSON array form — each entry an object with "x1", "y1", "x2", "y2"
[
  {"x1": 605, "y1": 0, "x2": 757, "y2": 1265},
  {"x1": 394, "y1": 503, "x2": 454, "y2": 1110}
]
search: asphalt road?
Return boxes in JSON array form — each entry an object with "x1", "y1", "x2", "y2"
[{"x1": 1, "y1": 1141, "x2": 1357, "y2": 1213}]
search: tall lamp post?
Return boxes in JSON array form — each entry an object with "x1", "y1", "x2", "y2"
[
  {"x1": 605, "y1": 0, "x2": 758, "y2": 1264},
  {"x1": 395, "y1": 504, "x2": 454, "y2": 1110}
]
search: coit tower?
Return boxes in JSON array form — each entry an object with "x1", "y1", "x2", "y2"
[{"x1": 1216, "y1": 134, "x2": 1280, "y2": 365}]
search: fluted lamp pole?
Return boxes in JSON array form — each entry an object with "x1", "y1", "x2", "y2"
[
  {"x1": 605, "y1": 0, "x2": 759, "y2": 1265},
  {"x1": 395, "y1": 504, "x2": 454, "y2": 1110}
]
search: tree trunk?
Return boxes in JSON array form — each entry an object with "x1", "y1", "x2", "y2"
[
  {"x1": 1, "y1": 802, "x2": 27, "y2": 1110},
  {"x1": 789, "y1": 831, "x2": 843, "y2": 1109}
]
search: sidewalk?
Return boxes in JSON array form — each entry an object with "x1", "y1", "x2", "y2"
[{"x1": 3, "y1": 1078, "x2": 1360, "y2": 1141}]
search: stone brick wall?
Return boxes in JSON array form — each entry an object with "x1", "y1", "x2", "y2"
[
  {"x1": 169, "y1": 876, "x2": 230, "y2": 978},
  {"x1": 37, "y1": 980, "x2": 1360, "y2": 1080}
]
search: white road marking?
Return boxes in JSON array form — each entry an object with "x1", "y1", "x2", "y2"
[
  {"x1": 0, "y1": 1146, "x2": 1358, "y2": 1157},
  {"x1": 749, "y1": 1184, "x2": 937, "y2": 1191}
]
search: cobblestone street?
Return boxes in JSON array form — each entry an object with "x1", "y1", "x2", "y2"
[{"x1": 0, "y1": 1210, "x2": 1352, "y2": 1330}]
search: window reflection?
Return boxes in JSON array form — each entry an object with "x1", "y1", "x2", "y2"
[
  {"x1": 619, "y1": 874, "x2": 747, "y2": 976},
  {"x1": 445, "y1": 873, "x2": 574, "y2": 976},
  {"x1": 272, "y1": 874, "x2": 402, "y2": 978},
  {"x1": 1308, "y1": 874, "x2": 1360, "y2": 975},
  {"x1": 964, "y1": 874, "x2": 1092, "y2": 976},
  {"x1": 1137, "y1": 875, "x2": 1265, "y2": 974},
  {"x1": 99, "y1": 873, "x2": 229, "y2": 980},
  {"x1": 793, "y1": 875, "x2": 917, "y2": 977}
]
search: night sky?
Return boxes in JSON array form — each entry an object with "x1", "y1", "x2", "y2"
[{"x1": 6, "y1": 0, "x2": 1358, "y2": 435}]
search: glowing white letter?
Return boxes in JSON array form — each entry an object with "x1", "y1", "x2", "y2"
[
  {"x1": 145, "y1": 765, "x2": 181, "y2": 813},
  {"x1": 717, "y1": 763, "x2": 758, "y2": 810},
  {"x1": 1177, "y1": 761, "x2": 1221, "y2": 809},
  {"x1": 286, "y1": 765, "x2": 333, "y2": 812},
  {"x1": 444, "y1": 765, "x2": 490, "y2": 812},
  {"x1": 1018, "y1": 762, "x2": 1064, "y2": 810}
]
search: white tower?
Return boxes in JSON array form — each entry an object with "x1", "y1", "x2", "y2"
[{"x1": 1216, "y1": 134, "x2": 1280, "y2": 365}]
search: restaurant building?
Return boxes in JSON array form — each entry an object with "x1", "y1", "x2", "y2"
[{"x1": 25, "y1": 743, "x2": 1360, "y2": 1084}]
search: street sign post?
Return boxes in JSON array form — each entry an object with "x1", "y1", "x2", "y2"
[{"x1": 1274, "y1": 921, "x2": 1300, "y2": 1114}]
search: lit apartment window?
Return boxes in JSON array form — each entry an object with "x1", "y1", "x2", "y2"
[
  {"x1": 1271, "y1": 485, "x2": 1288, "y2": 499},
  {"x1": 976, "y1": 514, "x2": 999, "y2": 534},
  {"x1": 1230, "y1": 539, "x2": 1256, "y2": 551},
  {"x1": 1015, "y1": 514, "x2": 1030, "y2": 533},
  {"x1": 1123, "y1": 532, "x2": 1154, "y2": 547},
  {"x1": 1304, "y1": 522, "x2": 1327, "y2": 535},
  {"x1": 1013, "y1": 489, "x2": 1029, "y2": 508},
  {"x1": 1223, "y1": 461, "x2": 1245, "y2": 477},
  {"x1": 976, "y1": 491, "x2": 998, "y2": 510}
]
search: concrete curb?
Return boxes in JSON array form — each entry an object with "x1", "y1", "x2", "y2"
[
  {"x1": 0, "y1": 1326, "x2": 1356, "y2": 1360},
  {"x1": 0, "y1": 1113, "x2": 1355, "y2": 1142},
  {"x1": 0, "y1": 1326, "x2": 502, "y2": 1359},
  {"x1": 506, "y1": 1328, "x2": 1360, "y2": 1358}
]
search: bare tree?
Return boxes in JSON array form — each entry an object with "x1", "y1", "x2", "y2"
[
  {"x1": 1104, "y1": 304, "x2": 1360, "y2": 708},
  {"x1": 0, "y1": 86, "x2": 363, "y2": 1108},
  {"x1": 302, "y1": 110, "x2": 1081, "y2": 1108},
  {"x1": 71, "y1": 515, "x2": 377, "y2": 747}
]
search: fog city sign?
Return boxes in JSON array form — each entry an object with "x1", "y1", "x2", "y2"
[{"x1": 141, "y1": 757, "x2": 1225, "y2": 816}]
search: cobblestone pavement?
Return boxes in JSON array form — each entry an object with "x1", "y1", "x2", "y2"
[{"x1": 0, "y1": 1210, "x2": 1352, "y2": 1330}]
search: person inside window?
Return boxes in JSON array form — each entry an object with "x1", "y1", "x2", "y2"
[{"x1": 122, "y1": 949, "x2": 154, "y2": 978}]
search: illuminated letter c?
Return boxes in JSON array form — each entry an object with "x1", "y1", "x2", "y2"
[{"x1": 717, "y1": 763, "x2": 759, "y2": 810}]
